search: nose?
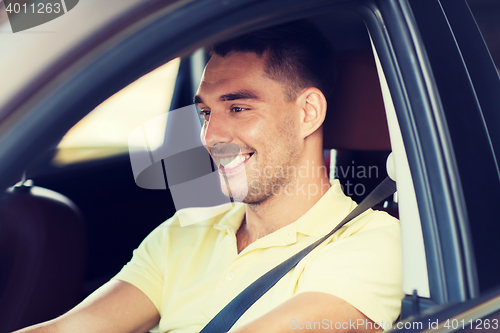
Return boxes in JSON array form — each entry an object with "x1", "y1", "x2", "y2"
[{"x1": 201, "y1": 110, "x2": 233, "y2": 148}]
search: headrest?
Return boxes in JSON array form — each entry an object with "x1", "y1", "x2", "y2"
[
  {"x1": 323, "y1": 51, "x2": 391, "y2": 151},
  {"x1": 386, "y1": 152, "x2": 397, "y2": 181}
]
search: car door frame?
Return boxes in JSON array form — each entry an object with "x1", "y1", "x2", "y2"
[{"x1": 362, "y1": 0, "x2": 500, "y2": 321}]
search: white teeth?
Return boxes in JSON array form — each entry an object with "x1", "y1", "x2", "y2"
[{"x1": 220, "y1": 154, "x2": 251, "y2": 169}]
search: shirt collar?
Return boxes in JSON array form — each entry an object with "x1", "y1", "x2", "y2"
[
  {"x1": 213, "y1": 179, "x2": 354, "y2": 239},
  {"x1": 213, "y1": 202, "x2": 246, "y2": 235}
]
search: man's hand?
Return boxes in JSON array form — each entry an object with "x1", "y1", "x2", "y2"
[
  {"x1": 229, "y1": 292, "x2": 381, "y2": 333},
  {"x1": 12, "y1": 280, "x2": 159, "y2": 333}
]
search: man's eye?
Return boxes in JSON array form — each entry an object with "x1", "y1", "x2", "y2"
[
  {"x1": 198, "y1": 110, "x2": 211, "y2": 120},
  {"x1": 231, "y1": 107, "x2": 246, "y2": 113}
]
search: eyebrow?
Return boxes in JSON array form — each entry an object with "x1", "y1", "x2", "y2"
[
  {"x1": 194, "y1": 90, "x2": 261, "y2": 104},
  {"x1": 194, "y1": 95, "x2": 204, "y2": 104},
  {"x1": 220, "y1": 90, "x2": 260, "y2": 102}
]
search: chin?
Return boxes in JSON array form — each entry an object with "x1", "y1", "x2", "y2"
[
  {"x1": 219, "y1": 178, "x2": 249, "y2": 202},
  {"x1": 236, "y1": 188, "x2": 271, "y2": 205}
]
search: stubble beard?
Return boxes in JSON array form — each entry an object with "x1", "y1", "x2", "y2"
[
  {"x1": 222, "y1": 143, "x2": 301, "y2": 206},
  {"x1": 219, "y1": 109, "x2": 301, "y2": 206},
  {"x1": 244, "y1": 163, "x2": 297, "y2": 206}
]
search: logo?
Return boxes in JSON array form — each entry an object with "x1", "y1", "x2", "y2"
[
  {"x1": 2, "y1": 0, "x2": 79, "y2": 33},
  {"x1": 128, "y1": 105, "x2": 248, "y2": 227}
]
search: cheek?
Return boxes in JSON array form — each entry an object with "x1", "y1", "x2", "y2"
[
  {"x1": 200, "y1": 127, "x2": 206, "y2": 146},
  {"x1": 281, "y1": 115, "x2": 299, "y2": 141},
  {"x1": 236, "y1": 117, "x2": 265, "y2": 146},
  {"x1": 245, "y1": 122, "x2": 264, "y2": 139},
  {"x1": 200, "y1": 121, "x2": 210, "y2": 146}
]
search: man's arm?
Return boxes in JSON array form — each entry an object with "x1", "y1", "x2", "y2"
[
  {"x1": 13, "y1": 280, "x2": 160, "y2": 333},
  {"x1": 230, "y1": 292, "x2": 381, "y2": 333}
]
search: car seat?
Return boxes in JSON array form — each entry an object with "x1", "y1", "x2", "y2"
[
  {"x1": 323, "y1": 50, "x2": 397, "y2": 216},
  {"x1": 0, "y1": 180, "x2": 87, "y2": 333}
]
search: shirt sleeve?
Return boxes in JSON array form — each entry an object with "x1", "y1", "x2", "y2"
[
  {"x1": 112, "y1": 220, "x2": 171, "y2": 313},
  {"x1": 296, "y1": 211, "x2": 404, "y2": 325}
]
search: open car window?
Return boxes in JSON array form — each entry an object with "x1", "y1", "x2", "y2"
[{"x1": 53, "y1": 58, "x2": 180, "y2": 166}]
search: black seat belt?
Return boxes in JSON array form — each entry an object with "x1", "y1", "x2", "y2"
[{"x1": 200, "y1": 176, "x2": 397, "y2": 333}]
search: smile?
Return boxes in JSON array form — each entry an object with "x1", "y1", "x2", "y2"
[{"x1": 217, "y1": 153, "x2": 253, "y2": 174}]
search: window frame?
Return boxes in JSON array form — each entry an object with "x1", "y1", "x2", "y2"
[{"x1": 360, "y1": 0, "x2": 500, "y2": 319}]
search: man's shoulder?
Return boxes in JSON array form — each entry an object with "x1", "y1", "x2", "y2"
[
  {"x1": 336, "y1": 208, "x2": 400, "y2": 242},
  {"x1": 361, "y1": 208, "x2": 399, "y2": 225},
  {"x1": 310, "y1": 208, "x2": 401, "y2": 271}
]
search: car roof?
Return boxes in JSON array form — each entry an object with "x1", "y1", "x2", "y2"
[{"x1": 0, "y1": 0, "x2": 184, "y2": 119}]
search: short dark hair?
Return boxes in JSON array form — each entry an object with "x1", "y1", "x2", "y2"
[{"x1": 209, "y1": 20, "x2": 336, "y2": 102}]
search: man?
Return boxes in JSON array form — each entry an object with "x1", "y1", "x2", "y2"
[{"x1": 15, "y1": 21, "x2": 402, "y2": 333}]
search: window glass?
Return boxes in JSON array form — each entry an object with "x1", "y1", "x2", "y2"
[
  {"x1": 468, "y1": 0, "x2": 500, "y2": 75},
  {"x1": 52, "y1": 58, "x2": 180, "y2": 166}
]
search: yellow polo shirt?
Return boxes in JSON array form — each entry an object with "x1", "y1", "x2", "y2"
[{"x1": 113, "y1": 179, "x2": 403, "y2": 332}]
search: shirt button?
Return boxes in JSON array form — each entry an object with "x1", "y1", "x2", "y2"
[
  {"x1": 226, "y1": 272, "x2": 235, "y2": 280},
  {"x1": 227, "y1": 237, "x2": 234, "y2": 245}
]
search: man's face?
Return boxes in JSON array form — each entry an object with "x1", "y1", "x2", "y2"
[{"x1": 195, "y1": 52, "x2": 303, "y2": 204}]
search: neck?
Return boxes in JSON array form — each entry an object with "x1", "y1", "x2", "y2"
[{"x1": 236, "y1": 156, "x2": 330, "y2": 253}]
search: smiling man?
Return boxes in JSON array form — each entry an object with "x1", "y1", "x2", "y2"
[
  {"x1": 194, "y1": 47, "x2": 335, "y2": 251},
  {"x1": 15, "y1": 21, "x2": 403, "y2": 333}
]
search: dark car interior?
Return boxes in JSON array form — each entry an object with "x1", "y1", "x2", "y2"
[{"x1": 1, "y1": 0, "x2": 499, "y2": 331}]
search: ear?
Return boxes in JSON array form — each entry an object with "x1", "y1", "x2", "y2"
[{"x1": 297, "y1": 87, "x2": 327, "y2": 139}]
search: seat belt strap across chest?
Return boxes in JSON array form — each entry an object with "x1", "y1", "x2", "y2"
[{"x1": 200, "y1": 176, "x2": 397, "y2": 333}]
